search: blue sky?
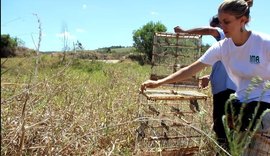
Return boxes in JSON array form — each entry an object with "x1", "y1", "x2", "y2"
[{"x1": 2, "y1": 0, "x2": 270, "y2": 52}]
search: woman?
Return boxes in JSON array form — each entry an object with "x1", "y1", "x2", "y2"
[{"x1": 141, "y1": 0, "x2": 269, "y2": 154}]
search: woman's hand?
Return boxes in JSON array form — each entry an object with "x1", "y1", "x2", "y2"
[
  {"x1": 141, "y1": 80, "x2": 162, "y2": 92},
  {"x1": 174, "y1": 26, "x2": 185, "y2": 33},
  {"x1": 199, "y1": 75, "x2": 210, "y2": 89}
]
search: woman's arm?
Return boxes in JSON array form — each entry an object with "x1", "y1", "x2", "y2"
[
  {"x1": 141, "y1": 61, "x2": 210, "y2": 91},
  {"x1": 174, "y1": 26, "x2": 220, "y2": 39}
]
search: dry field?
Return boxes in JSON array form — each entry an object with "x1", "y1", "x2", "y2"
[{"x1": 1, "y1": 55, "x2": 220, "y2": 156}]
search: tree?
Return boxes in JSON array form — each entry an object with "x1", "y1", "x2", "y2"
[
  {"x1": 133, "y1": 21, "x2": 167, "y2": 62},
  {"x1": 0, "y1": 34, "x2": 18, "y2": 57},
  {"x1": 74, "y1": 40, "x2": 84, "y2": 52}
]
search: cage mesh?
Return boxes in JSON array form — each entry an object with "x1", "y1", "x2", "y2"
[
  {"x1": 150, "y1": 32, "x2": 202, "y2": 87},
  {"x1": 135, "y1": 87, "x2": 209, "y2": 155}
]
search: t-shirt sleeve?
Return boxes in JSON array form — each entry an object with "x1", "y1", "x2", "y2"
[
  {"x1": 264, "y1": 34, "x2": 270, "y2": 60},
  {"x1": 198, "y1": 41, "x2": 223, "y2": 66},
  {"x1": 264, "y1": 34, "x2": 270, "y2": 71},
  {"x1": 214, "y1": 28, "x2": 225, "y2": 41},
  {"x1": 218, "y1": 29, "x2": 226, "y2": 40}
]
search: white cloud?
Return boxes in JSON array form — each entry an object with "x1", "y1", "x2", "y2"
[
  {"x1": 82, "y1": 4, "x2": 87, "y2": 9},
  {"x1": 150, "y1": 11, "x2": 159, "y2": 16},
  {"x1": 56, "y1": 31, "x2": 76, "y2": 40},
  {"x1": 76, "y1": 28, "x2": 86, "y2": 33}
]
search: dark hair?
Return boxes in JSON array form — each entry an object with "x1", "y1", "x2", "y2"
[
  {"x1": 218, "y1": 0, "x2": 252, "y2": 21},
  {"x1": 245, "y1": 0, "x2": 253, "y2": 7},
  {"x1": 210, "y1": 15, "x2": 219, "y2": 27}
]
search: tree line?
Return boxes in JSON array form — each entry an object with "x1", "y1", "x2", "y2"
[{"x1": 1, "y1": 21, "x2": 210, "y2": 60}]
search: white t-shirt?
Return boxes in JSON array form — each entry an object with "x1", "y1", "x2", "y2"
[{"x1": 199, "y1": 31, "x2": 270, "y2": 103}]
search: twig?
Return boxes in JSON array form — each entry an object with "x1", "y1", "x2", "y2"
[
  {"x1": 106, "y1": 139, "x2": 118, "y2": 156},
  {"x1": 32, "y1": 13, "x2": 42, "y2": 82},
  {"x1": 18, "y1": 89, "x2": 30, "y2": 156},
  {"x1": 25, "y1": 118, "x2": 50, "y2": 130}
]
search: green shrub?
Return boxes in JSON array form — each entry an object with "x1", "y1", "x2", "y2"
[{"x1": 0, "y1": 34, "x2": 18, "y2": 58}]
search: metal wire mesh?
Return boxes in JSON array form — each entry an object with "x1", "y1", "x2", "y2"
[
  {"x1": 135, "y1": 88, "x2": 208, "y2": 155},
  {"x1": 150, "y1": 32, "x2": 202, "y2": 87}
]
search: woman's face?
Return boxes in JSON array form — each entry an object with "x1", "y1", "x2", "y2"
[{"x1": 218, "y1": 12, "x2": 244, "y2": 38}]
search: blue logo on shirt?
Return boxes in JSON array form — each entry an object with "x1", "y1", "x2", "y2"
[{"x1": 250, "y1": 55, "x2": 260, "y2": 64}]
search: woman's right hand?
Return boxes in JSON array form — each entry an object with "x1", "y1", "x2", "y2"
[{"x1": 141, "y1": 80, "x2": 162, "y2": 92}]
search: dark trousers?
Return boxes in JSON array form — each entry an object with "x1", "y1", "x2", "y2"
[
  {"x1": 227, "y1": 100, "x2": 270, "y2": 132},
  {"x1": 212, "y1": 89, "x2": 235, "y2": 146}
]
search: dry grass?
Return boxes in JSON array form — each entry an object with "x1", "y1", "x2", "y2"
[{"x1": 1, "y1": 56, "x2": 218, "y2": 155}]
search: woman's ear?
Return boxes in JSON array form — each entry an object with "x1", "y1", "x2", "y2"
[{"x1": 240, "y1": 16, "x2": 248, "y2": 25}]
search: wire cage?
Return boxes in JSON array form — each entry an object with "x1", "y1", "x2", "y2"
[
  {"x1": 135, "y1": 32, "x2": 210, "y2": 155},
  {"x1": 150, "y1": 32, "x2": 202, "y2": 87}
]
